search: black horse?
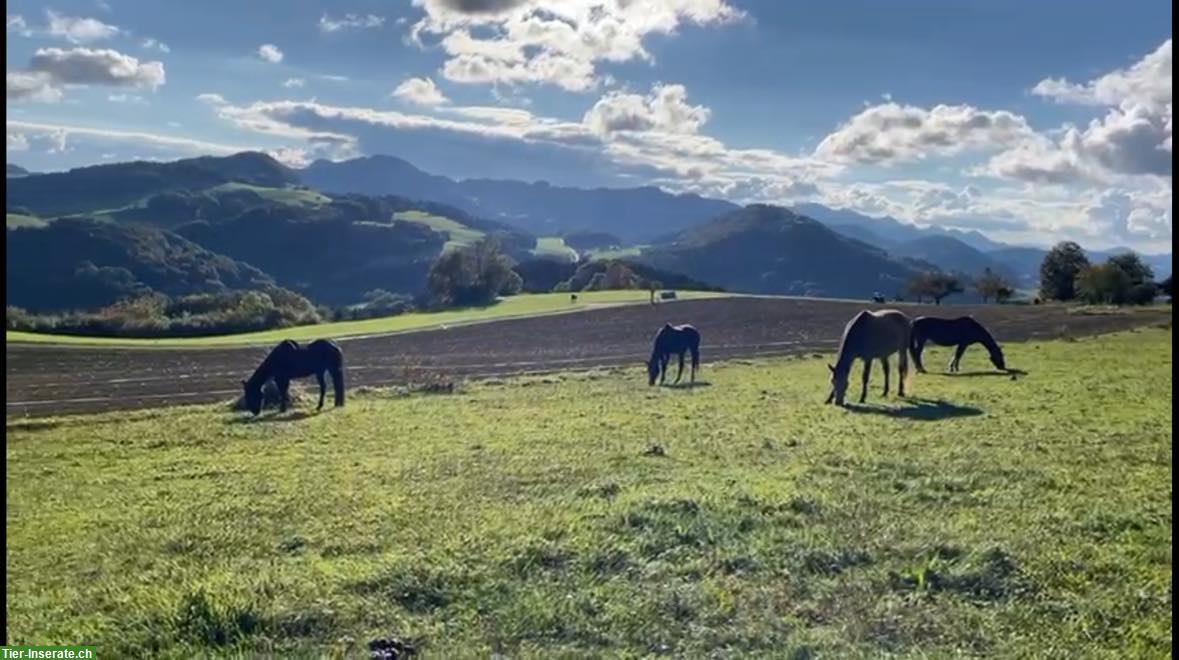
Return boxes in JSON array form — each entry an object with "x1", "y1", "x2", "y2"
[
  {"x1": 646, "y1": 323, "x2": 701, "y2": 386},
  {"x1": 910, "y1": 316, "x2": 1006, "y2": 373},
  {"x1": 241, "y1": 339, "x2": 345, "y2": 415}
]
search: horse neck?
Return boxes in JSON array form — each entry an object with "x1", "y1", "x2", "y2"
[
  {"x1": 973, "y1": 324, "x2": 1002, "y2": 361},
  {"x1": 246, "y1": 357, "x2": 273, "y2": 390}
]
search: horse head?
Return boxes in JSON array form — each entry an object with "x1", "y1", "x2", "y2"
[
  {"x1": 646, "y1": 359, "x2": 660, "y2": 386},
  {"x1": 242, "y1": 379, "x2": 263, "y2": 416},
  {"x1": 827, "y1": 363, "x2": 849, "y2": 406}
]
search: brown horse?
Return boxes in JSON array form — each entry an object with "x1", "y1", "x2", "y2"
[{"x1": 827, "y1": 309, "x2": 911, "y2": 406}]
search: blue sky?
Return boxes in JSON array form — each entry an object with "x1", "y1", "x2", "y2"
[{"x1": 6, "y1": 0, "x2": 1173, "y2": 252}]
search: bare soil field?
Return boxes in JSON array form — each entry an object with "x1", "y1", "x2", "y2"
[{"x1": 6, "y1": 297, "x2": 1170, "y2": 417}]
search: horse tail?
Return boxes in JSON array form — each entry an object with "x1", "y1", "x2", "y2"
[{"x1": 691, "y1": 335, "x2": 701, "y2": 372}]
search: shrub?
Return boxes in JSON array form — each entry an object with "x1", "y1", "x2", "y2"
[
  {"x1": 1040, "y1": 241, "x2": 1090, "y2": 301},
  {"x1": 427, "y1": 239, "x2": 517, "y2": 307}
]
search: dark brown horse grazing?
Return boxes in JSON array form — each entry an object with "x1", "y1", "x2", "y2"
[
  {"x1": 647, "y1": 323, "x2": 701, "y2": 386},
  {"x1": 827, "y1": 309, "x2": 911, "y2": 406},
  {"x1": 242, "y1": 339, "x2": 345, "y2": 415},
  {"x1": 910, "y1": 316, "x2": 1006, "y2": 373}
]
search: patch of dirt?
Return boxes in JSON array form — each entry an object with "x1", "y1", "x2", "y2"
[{"x1": 7, "y1": 297, "x2": 1171, "y2": 416}]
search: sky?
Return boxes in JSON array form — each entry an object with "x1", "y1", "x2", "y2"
[{"x1": 5, "y1": 0, "x2": 1173, "y2": 252}]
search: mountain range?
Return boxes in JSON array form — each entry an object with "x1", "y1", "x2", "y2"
[{"x1": 5, "y1": 151, "x2": 1171, "y2": 313}]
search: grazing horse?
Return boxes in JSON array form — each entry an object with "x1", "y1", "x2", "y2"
[
  {"x1": 826, "y1": 309, "x2": 911, "y2": 406},
  {"x1": 241, "y1": 339, "x2": 345, "y2": 415},
  {"x1": 646, "y1": 323, "x2": 701, "y2": 386},
  {"x1": 910, "y1": 316, "x2": 1006, "y2": 373}
]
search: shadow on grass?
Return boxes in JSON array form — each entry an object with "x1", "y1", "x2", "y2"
[
  {"x1": 662, "y1": 381, "x2": 713, "y2": 390},
  {"x1": 843, "y1": 397, "x2": 983, "y2": 421},
  {"x1": 925, "y1": 368, "x2": 1028, "y2": 379}
]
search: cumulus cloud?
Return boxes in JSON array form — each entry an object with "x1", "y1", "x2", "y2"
[
  {"x1": 28, "y1": 47, "x2": 166, "y2": 88},
  {"x1": 45, "y1": 9, "x2": 119, "y2": 43},
  {"x1": 282, "y1": 77, "x2": 305, "y2": 88},
  {"x1": 814, "y1": 102, "x2": 1033, "y2": 165},
  {"x1": 257, "y1": 43, "x2": 284, "y2": 63},
  {"x1": 989, "y1": 39, "x2": 1172, "y2": 184},
  {"x1": 7, "y1": 47, "x2": 164, "y2": 102},
  {"x1": 583, "y1": 84, "x2": 711, "y2": 136},
  {"x1": 201, "y1": 82, "x2": 836, "y2": 200},
  {"x1": 409, "y1": 0, "x2": 745, "y2": 91},
  {"x1": 319, "y1": 13, "x2": 385, "y2": 32},
  {"x1": 392, "y1": 76, "x2": 450, "y2": 106},
  {"x1": 7, "y1": 71, "x2": 65, "y2": 102}
]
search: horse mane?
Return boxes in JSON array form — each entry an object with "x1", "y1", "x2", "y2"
[{"x1": 246, "y1": 340, "x2": 296, "y2": 390}]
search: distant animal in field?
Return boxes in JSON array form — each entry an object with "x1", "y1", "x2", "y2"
[
  {"x1": 647, "y1": 323, "x2": 700, "y2": 386},
  {"x1": 660, "y1": 291, "x2": 678, "y2": 301},
  {"x1": 241, "y1": 338, "x2": 345, "y2": 415},
  {"x1": 827, "y1": 309, "x2": 911, "y2": 406},
  {"x1": 910, "y1": 316, "x2": 1006, "y2": 373},
  {"x1": 872, "y1": 293, "x2": 886, "y2": 303},
  {"x1": 571, "y1": 293, "x2": 578, "y2": 303}
]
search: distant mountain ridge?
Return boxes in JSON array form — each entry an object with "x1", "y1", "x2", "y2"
[
  {"x1": 638, "y1": 204, "x2": 930, "y2": 299},
  {"x1": 300, "y1": 155, "x2": 738, "y2": 243}
]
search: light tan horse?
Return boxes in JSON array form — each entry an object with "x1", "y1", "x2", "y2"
[{"x1": 826, "y1": 309, "x2": 911, "y2": 406}]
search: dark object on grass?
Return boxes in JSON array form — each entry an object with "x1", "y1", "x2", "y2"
[
  {"x1": 646, "y1": 323, "x2": 700, "y2": 386},
  {"x1": 368, "y1": 636, "x2": 416, "y2": 659},
  {"x1": 241, "y1": 338, "x2": 345, "y2": 415},
  {"x1": 910, "y1": 316, "x2": 1006, "y2": 373}
]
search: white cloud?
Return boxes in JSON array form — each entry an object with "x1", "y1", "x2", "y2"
[
  {"x1": 45, "y1": 9, "x2": 119, "y2": 43},
  {"x1": 583, "y1": 84, "x2": 711, "y2": 136},
  {"x1": 392, "y1": 76, "x2": 450, "y2": 106},
  {"x1": 7, "y1": 14, "x2": 31, "y2": 36},
  {"x1": 409, "y1": 0, "x2": 745, "y2": 91},
  {"x1": 282, "y1": 77, "x2": 305, "y2": 88},
  {"x1": 257, "y1": 43, "x2": 284, "y2": 63},
  {"x1": 23, "y1": 47, "x2": 165, "y2": 89},
  {"x1": 108, "y1": 93, "x2": 147, "y2": 104},
  {"x1": 142, "y1": 38, "x2": 171, "y2": 53},
  {"x1": 6, "y1": 72, "x2": 65, "y2": 102},
  {"x1": 196, "y1": 92, "x2": 228, "y2": 105},
  {"x1": 319, "y1": 13, "x2": 385, "y2": 32},
  {"x1": 814, "y1": 102, "x2": 1033, "y2": 165},
  {"x1": 318, "y1": 74, "x2": 350, "y2": 82},
  {"x1": 986, "y1": 39, "x2": 1172, "y2": 185},
  {"x1": 6, "y1": 119, "x2": 262, "y2": 157},
  {"x1": 7, "y1": 131, "x2": 30, "y2": 151},
  {"x1": 1032, "y1": 40, "x2": 1171, "y2": 112}
]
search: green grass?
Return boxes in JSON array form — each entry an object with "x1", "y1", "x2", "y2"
[
  {"x1": 209, "y1": 183, "x2": 331, "y2": 207},
  {"x1": 393, "y1": 210, "x2": 485, "y2": 251},
  {"x1": 6, "y1": 329, "x2": 1171, "y2": 657},
  {"x1": 587, "y1": 245, "x2": 644, "y2": 261},
  {"x1": 6, "y1": 213, "x2": 49, "y2": 229},
  {"x1": 5, "y1": 290, "x2": 726, "y2": 347},
  {"x1": 532, "y1": 236, "x2": 579, "y2": 262}
]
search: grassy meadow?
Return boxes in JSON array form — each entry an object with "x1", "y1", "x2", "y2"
[
  {"x1": 5, "y1": 328, "x2": 1172, "y2": 657},
  {"x1": 5, "y1": 290, "x2": 726, "y2": 348}
]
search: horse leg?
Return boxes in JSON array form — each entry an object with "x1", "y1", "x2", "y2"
[
  {"x1": 881, "y1": 357, "x2": 890, "y2": 396},
  {"x1": 952, "y1": 344, "x2": 968, "y2": 372},
  {"x1": 674, "y1": 352, "x2": 685, "y2": 384},
  {"x1": 860, "y1": 359, "x2": 872, "y2": 403},
  {"x1": 912, "y1": 337, "x2": 927, "y2": 373},
  {"x1": 316, "y1": 371, "x2": 326, "y2": 410},
  {"x1": 659, "y1": 355, "x2": 670, "y2": 385},
  {"x1": 276, "y1": 377, "x2": 290, "y2": 412},
  {"x1": 898, "y1": 348, "x2": 908, "y2": 398}
]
